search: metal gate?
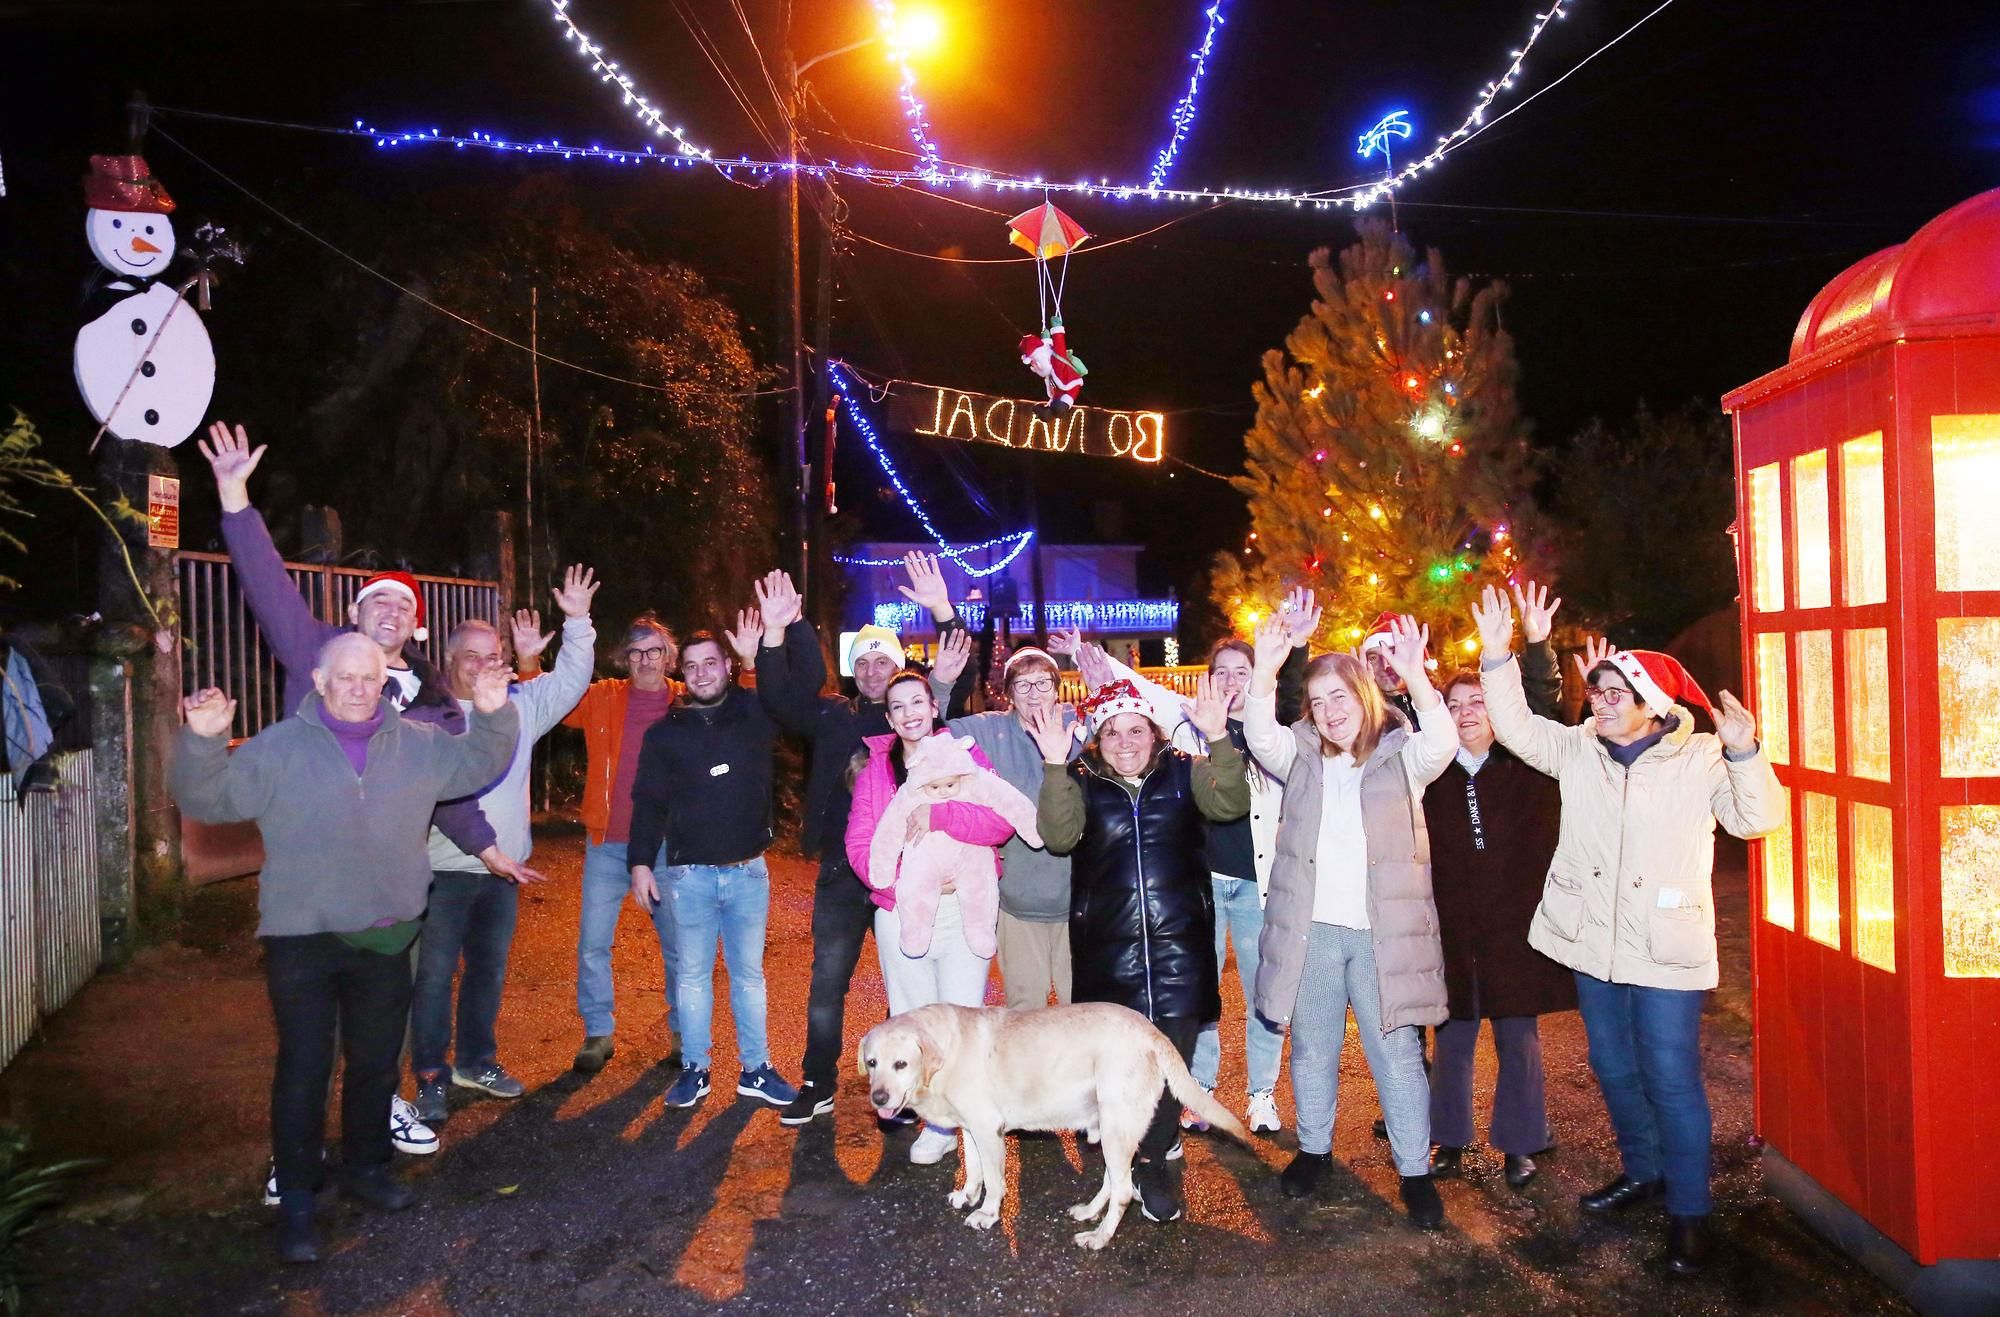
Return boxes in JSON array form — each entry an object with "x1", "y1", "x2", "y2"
[
  {"x1": 177, "y1": 552, "x2": 501, "y2": 739},
  {"x1": 0, "y1": 750, "x2": 101, "y2": 1071}
]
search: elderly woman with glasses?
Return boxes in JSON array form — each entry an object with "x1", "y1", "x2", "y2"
[
  {"x1": 1470, "y1": 586, "x2": 1780, "y2": 1276},
  {"x1": 559, "y1": 615, "x2": 688, "y2": 1074}
]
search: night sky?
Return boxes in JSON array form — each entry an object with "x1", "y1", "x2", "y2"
[{"x1": 6, "y1": 0, "x2": 1999, "y2": 619}]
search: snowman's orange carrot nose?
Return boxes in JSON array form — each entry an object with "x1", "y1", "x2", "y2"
[{"x1": 131, "y1": 236, "x2": 162, "y2": 254}]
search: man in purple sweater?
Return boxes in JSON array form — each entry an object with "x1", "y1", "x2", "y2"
[{"x1": 200, "y1": 421, "x2": 532, "y2": 1171}]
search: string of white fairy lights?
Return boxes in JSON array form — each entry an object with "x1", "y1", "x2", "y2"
[{"x1": 537, "y1": 0, "x2": 1604, "y2": 208}]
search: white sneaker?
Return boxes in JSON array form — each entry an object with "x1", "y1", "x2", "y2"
[
  {"x1": 390, "y1": 1094, "x2": 440, "y2": 1156},
  {"x1": 262, "y1": 1158, "x2": 280, "y2": 1207},
  {"x1": 910, "y1": 1125, "x2": 958, "y2": 1165},
  {"x1": 1164, "y1": 1139, "x2": 1184, "y2": 1162},
  {"x1": 1180, "y1": 1084, "x2": 1213, "y2": 1132},
  {"x1": 1248, "y1": 1089, "x2": 1281, "y2": 1135}
]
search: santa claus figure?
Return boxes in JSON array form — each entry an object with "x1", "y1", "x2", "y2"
[{"x1": 1019, "y1": 317, "x2": 1085, "y2": 412}]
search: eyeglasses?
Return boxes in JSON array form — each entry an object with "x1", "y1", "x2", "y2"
[
  {"x1": 1585, "y1": 686, "x2": 1631, "y2": 707},
  {"x1": 1011, "y1": 677, "x2": 1057, "y2": 695},
  {"x1": 627, "y1": 647, "x2": 670, "y2": 664}
]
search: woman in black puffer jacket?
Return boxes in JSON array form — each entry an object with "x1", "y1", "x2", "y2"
[{"x1": 1027, "y1": 677, "x2": 1248, "y2": 1223}]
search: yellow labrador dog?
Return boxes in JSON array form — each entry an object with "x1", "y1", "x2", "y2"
[{"x1": 858, "y1": 1001, "x2": 1250, "y2": 1249}]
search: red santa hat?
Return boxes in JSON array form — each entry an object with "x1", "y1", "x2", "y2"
[
  {"x1": 1356, "y1": 611, "x2": 1400, "y2": 657},
  {"x1": 84, "y1": 154, "x2": 176, "y2": 214},
  {"x1": 1076, "y1": 679, "x2": 1165, "y2": 737},
  {"x1": 1018, "y1": 333, "x2": 1049, "y2": 361},
  {"x1": 1602, "y1": 649, "x2": 1713, "y2": 721},
  {"x1": 353, "y1": 571, "x2": 428, "y2": 642}
]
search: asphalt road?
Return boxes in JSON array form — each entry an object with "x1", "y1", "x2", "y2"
[{"x1": 5, "y1": 833, "x2": 1908, "y2": 1315}]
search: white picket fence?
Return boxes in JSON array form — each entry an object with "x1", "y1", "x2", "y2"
[{"x1": 0, "y1": 750, "x2": 101, "y2": 1072}]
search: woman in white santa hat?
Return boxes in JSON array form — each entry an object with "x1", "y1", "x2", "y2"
[{"x1": 1470, "y1": 584, "x2": 1782, "y2": 1276}]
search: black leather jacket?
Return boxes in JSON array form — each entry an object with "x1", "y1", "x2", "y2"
[{"x1": 1066, "y1": 749, "x2": 1221, "y2": 1024}]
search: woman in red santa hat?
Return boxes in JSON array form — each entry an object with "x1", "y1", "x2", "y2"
[{"x1": 1470, "y1": 585, "x2": 1782, "y2": 1276}]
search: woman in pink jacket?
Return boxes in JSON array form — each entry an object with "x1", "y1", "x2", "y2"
[{"x1": 846, "y1": 670, "x2": 1017, "y2": 1165}]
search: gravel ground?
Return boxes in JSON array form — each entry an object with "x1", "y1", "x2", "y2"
[{"x1": 1, "y1": 832, "x2": 1908, "y2": 1315}]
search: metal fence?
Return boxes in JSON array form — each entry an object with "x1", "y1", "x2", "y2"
[
  {"x1": 0, "y1": 750, "x2": 100, "y2": 1072},
  {"x1": 178, "y1": 552, "x2": 502, "y2": 739}
]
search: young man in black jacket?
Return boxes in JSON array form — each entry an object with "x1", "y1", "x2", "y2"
[
  {"x1": 627, "y1": 622, "x2": 799, "y2": 1112},
  {"x1": 751, "y1": 556, "x2": 972, "y2": 1125}
]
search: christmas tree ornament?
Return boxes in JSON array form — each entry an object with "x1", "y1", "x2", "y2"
[{"x1": 1007, "y1": 201, "x2": 1090, "y2": 411}]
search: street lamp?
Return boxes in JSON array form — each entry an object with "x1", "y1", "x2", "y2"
[{"x1": 782, "y1": 7, "x2": 945, "y2": 597}]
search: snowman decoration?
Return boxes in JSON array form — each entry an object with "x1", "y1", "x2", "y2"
[{"x1": 73, "y1": 154, "x2": 216, "y2": 448}]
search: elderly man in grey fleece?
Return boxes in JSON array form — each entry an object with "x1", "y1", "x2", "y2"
[{"x1": 173, "y1": 632, "x2": 518, "y2": 1265}]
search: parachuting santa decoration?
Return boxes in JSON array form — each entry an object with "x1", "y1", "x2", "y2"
[
  {"x1": 73, "y1": 154, "x2": 237, "y2": 451},
  {"x1": 1007, "y1": 201, "x2": 1089, "y2": 412}
]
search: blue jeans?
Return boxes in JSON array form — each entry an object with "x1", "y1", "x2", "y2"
[
  {"x1": 577, "y1": 840, "x2": 678, "y2": 1040},
  {"x1": 411, "y1": 870, "x2": 518, "y2": 1078},
  {"x1": 1289, "y1": 923, "x2": 1431, "y2": 1175},
  {"x1": 666, "y1": 857, "x2": 772, "y2": 1074},
  {"x1": 1191, "y1": 876, "x2": 1284, "y2": 1095},
  {"x1": 1573, "y1": 972, "x2": 1712, "y2": 1216}
]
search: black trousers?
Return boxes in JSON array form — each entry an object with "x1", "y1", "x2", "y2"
[
  {"x1": 800, "y1": 854, "x2": 877, "y2": 1089},
  {"x1": 1141, "y1": 1016, "x2": 1203, "y2": 1161},
  {"x1": 264, "y1": 933, "x2": 413, "y2": 1195}
]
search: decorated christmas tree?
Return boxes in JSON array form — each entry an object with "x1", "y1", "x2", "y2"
[{"x1": 1211, "y1": 218, "x2": 1543, "y2": 665}]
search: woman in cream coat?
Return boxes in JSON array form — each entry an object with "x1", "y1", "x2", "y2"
[{"x1": 1471, "y1": 585, "x2": 1779, "y2": 1276}]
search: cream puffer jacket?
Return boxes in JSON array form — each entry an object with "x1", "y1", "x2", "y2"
[{"x1": 1481, "y1": 655, "x2": 1782, "y2": 991}]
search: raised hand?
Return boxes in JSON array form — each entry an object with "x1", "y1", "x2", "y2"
[
  {"x1": 932, "y1": 627, "x2": 972, "y2": 687},
  {"x1": 511, "y1": 608, "x2": 554, "y2": 663},
  {"x1": 1189, "y1": 673, "x2": 1229, "y2": 740},
  {"x1": 754, "y1": 569, "x2": 803, "y2": 633},
  {"x1": 1047, "y1": 626, "x2": 1085, "y2": 658},
  {"x1": 1470, "y1": 584, "x2": 1515, "y2": 658},
  {"x1": 1511, "y1": 579, "x2": 1562, "y2": 645},
  {"x1": 1714, "y1": 689, "x2": 1758, "y2": 753},
  {"x1": 1280, "y1": 586, "x2": 1323, "y2": 647},
  {"x1": 724, "y1": 607, "x2": 764, "y2": 665},
  {"x1": 183, "y1": 687, "x2": 237, "y2": 738},
  {"x1": 1573, "y1": 635, "x2": 1619, "y2": 683},
  {"x1": 198, "y1": 421, "x2": 266, "y2": 514},
  {"x1": 551, "y1": 564, "x2": 600, "y2": 619},
  {"x1": 1383, "y1": 614, "x2": 1431, "y2": 688},
  {"x1": 1075, "y1": 641, "x2": 1115, "y2": 692},
  {"x1": 1024, "y1": 703, "x2": 1074, "y2": 765},
  {"x1": 1251, "y1": 614, "x2": 1291, "y2": 675},
  {"x1": 897, "y1": 551, "x2": 954, "y2": 621},
  {"x1": 471, "y1": 667, "x2": 511, "y2": 713}
]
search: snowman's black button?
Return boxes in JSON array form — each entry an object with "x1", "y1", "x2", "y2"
[
  {"x1": 144, "y1": 410, "x2": 160, "y2": 425},
  {"x1": 131, "y1": 318, "x2": 147, "y2": 334},
  {"x1": 140, "y1": 362, "x2": 156, "y2": 377}
]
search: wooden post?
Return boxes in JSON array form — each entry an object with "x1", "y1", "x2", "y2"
[
  {"x1": 88, "y1": 647, "x2": 136, "y2": 964},
  {"x1": 94, "y1": 439, "x2": 181, "y2": 949}
]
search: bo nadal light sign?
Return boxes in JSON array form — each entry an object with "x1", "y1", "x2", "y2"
[{"x1": 886, "y1": 381, "x2": 1166, "y2": 464}]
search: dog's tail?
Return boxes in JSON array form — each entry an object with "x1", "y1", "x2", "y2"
[{"x1": 1153, "y1": 1028, "x2": 1252, "y2": 1148}]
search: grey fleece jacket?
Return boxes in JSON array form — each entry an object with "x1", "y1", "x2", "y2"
[
  {"x1": 171, "y1": 694, "x2": 520, "y2": 937},
  {"x1": 939, "y1": 703, "x2": 1081, "y2": 923}
]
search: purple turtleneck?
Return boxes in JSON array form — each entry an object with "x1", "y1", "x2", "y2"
[{"x1": 326, "y1": 705, "x2": 385, "y2": 776}]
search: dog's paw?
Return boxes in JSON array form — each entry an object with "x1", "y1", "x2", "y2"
[
  {"x1": 1073, "y1": 1227, "x2": 1113, "y2": 1250},
  {"x1": 965, "y1": 1207, "x2": 1000, "y2": 1231},
  {"x1": 948, "y1": 1186, "x2": 983, "y2": 1211},
  {"x1": 1067, "y1": 1201, "x2": 1102, "y2": 1222}
]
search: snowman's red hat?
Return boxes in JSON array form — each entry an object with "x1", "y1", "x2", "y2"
[
  {"x1": 353, "y1": 571, "x2": 428, "y2": 642},
  {"x1": 84, "y1": 155, "x2": 175, "y2": 214}
]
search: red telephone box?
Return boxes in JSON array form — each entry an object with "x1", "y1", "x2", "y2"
[{"x1": 1723, "y1": 188, "x2": 2000, "y2": 1291}]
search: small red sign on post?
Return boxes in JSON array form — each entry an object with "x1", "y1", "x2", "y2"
[{"x1": 147, "y1": 473, "x2": 179, "y2": 549}]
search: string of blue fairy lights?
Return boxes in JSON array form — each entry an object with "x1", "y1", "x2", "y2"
[
  {"x1": 825, "y1": 361, "x2": 1034, "y2": 578},
  {"x1": 1147, "y1": 1, "x2": 1229, "y2": 191}
]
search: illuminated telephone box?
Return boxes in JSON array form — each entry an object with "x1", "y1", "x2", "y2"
[{"x1": 1724, "y1": 188, "x2": 2000, "y2": 1305}]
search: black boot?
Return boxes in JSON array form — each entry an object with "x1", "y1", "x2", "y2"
[
  {"x1": 1504, "y1": 1153, "x2": 1538, "y2": 1189},
  {"x1": 341, "y1": 1163, "x2": 416, "y2": 1212},
  {"x1": 1580, "y1": 1174, "x2": 1662, "y2": 1213},
  {"x1": 1400, "y1": 1173, "x2": 1445, "y2": 1230},
  {"x1": 1429, "y1": 1145, "x2": 1465, "y2": 1178},
  {"x1": 1666, "y1": 1214, "x2": 1710, "y2": 1274},
  {"x1": 275, "y1": 1191, "x2": 318, "y2": 1264},
  {"x1": 1279, "y1": 1150, "x2": 1332, "y2": 1199}
]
